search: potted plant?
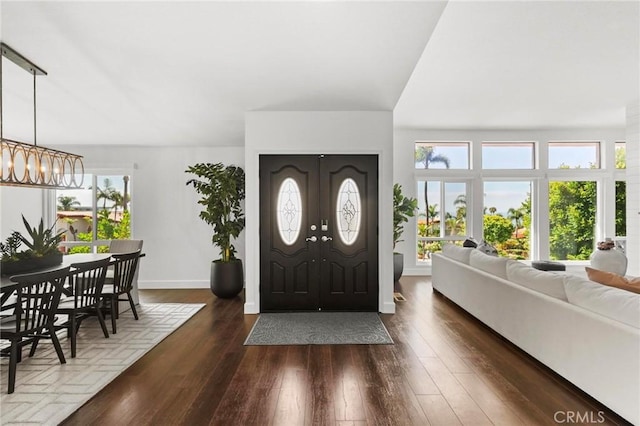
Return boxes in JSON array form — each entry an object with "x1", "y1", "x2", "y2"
[
  {"x1": 186, "y1": 162, "x2": 245, "y2": 298},
  {"x1": 393, "y1": 184, "x2": 417, "y2": 282},
  {"x1": 0, "y1": 215, "x2": 65, "y2": 275}
]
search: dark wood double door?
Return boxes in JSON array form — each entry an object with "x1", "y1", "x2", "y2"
[{"x1": 260, "y1": 155, "x2": 378, "y2": 312}]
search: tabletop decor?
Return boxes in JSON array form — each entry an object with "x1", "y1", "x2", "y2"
[
  {"x1": 590, "y1": 238, "x2": 627, "y2": 276},
  {"x1": 186, "y1": 162, "x2": 245, "y2": 298},
  {"x1": 0, "y1": 215, "x2": 64, "y2": 275}
]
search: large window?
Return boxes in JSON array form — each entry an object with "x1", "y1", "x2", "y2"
[
  {"x1": 56, "y1": 174, "x2": 131, "y2": 253},
  {"x1": 412, "y1": 139, "x2": 625, "y2": 264}
]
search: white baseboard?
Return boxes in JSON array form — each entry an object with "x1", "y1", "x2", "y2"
[
  {"x1": 380, "y1": 301, "x2": 396, "y2": 314},
  {"x1": 244, "y1": 302, "x2": 258, "y2": 314},
  {"x1": 138, "y1": 280, "x2": 209, "y2": 289},
  {"x1": 403, "y1": 267, "x2": 431, "y2": 276}
]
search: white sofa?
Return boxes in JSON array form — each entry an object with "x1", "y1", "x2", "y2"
[{"x1": 432, "y1": 246, "x2": 640, "y2": 425}]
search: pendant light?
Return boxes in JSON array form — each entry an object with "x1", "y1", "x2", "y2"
[{"x1": 1, "y1": 42, "x2": 84, "y2": 189}]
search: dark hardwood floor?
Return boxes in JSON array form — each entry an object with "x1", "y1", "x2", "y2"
[{"x1": 62, "y1": 277, "x2": 630, "y2": 425}]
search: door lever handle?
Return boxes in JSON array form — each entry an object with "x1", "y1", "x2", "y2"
[
  {"x1": 321, "y1": 236, "x2": 333, "y2": 242},
  {"x1": 306, "y1": 236, "x2": 318, "y2": 243}
]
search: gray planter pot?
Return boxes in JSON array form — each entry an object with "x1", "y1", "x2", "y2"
[
  {"x1": 393, "y1": 252, "x2": 404, "y2": 283},
  {"x1": 210, "y1": 259, "x2": 244, "y2": 298}
]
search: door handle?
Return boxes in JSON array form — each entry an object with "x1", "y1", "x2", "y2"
[
  {"x1": 306, "y1": 236, "x2": 318, "y2": 242},
  {"x1": 321, "y1": 236, "x2": 333, "y2": 242}
]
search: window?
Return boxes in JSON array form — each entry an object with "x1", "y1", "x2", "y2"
[
  {"x1": 616, "y1": 181, "x2": 626, "y2": 237},
  {"x1": 615, "y1": 142, "x2": 626, "y2": 169},
  {"x1": 548, "y1": 180, "x2": 596, "y2": 260},
  {"x1": 413, "y1": 138, "x2": 624, "y2": 265},
  {"x1": 482, "y1": 142, "x2": 534, "y2": 169},
  {"x1": 548, "y1": 141, "x2": 600, "y2": 169},
  {"x1": 56, "y1": 174, "x2": 132, "y2": 253},
  {"x1": 416, "y1": 180, "x2": 468, "y2": 261},
  {"x1": 415, "y1": 142, "x2": 469, "y2": 169},
  {"x1": 483, "y1": 181, "x2": 531, "y2": 259}
]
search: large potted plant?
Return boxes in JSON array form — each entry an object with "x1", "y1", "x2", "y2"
[
  {"x1": 0, "y1": 215, "x2": 65, "y2": 275},
  {"x1": 393, "y1": 184, "x2": 417, "y2": 282},
  {"x1": 186, "y1": 162, "x2": 245, "y2": 298}
]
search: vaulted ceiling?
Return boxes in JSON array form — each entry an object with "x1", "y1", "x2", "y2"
[{"x1": 1, "y1": 1, "x2": 638, "y2": 147}]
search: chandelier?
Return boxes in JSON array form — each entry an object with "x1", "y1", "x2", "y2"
[{"x1": 1, "y1": 43, "x2": 84, "y2": 189}]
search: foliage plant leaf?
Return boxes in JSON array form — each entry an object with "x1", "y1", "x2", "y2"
[{"x1": 186, "y1": 163, "x2": 245, "y2": 262}]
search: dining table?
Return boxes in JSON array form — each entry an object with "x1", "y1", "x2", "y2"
[{"x1": 0, "y1": 253, "x2": 113, "y2": 303}]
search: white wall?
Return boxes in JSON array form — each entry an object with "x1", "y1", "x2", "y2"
[
  {"x1": 0, "y1": 187, "x2": 45, "y2": 241},
  {"x1": 245, "y1": 111, "x2": 395, "y2": 314},
  {"x1": 393, "y1": 127, "x2": 627, "y2": 275},
  {"x1": 37, "y1": 145, "x2": 245, "y2": 288},
  {"x1": 626, "y1": 101, "x2": 640, "y2": 276}
]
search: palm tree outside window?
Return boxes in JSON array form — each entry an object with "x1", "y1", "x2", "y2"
[{"x1": 55, "y1": 174, "x2": 132, "y2": 253}]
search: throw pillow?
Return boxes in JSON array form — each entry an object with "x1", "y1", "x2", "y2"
[
  {"x1": 469, "y1": 250, "x2": 509, "y2": 280},
  {"x1": 564, "y1": 275, "x2": 640, "y2": 329},
  {"x1": 585, "y1": 267, "x2": 640, "y2": 295},
  {"x1": 506, "y1": 261, "x2": 567, "y2": 300}
]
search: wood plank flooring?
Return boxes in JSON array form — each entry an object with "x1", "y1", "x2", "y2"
[{"x1": 62, "y1": 277, "x2": 630, "y2": 425}]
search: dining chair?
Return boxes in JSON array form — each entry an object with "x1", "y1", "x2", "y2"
[
  {"x1": 0, "y1": 266, "x2": 70, "y2": 394},
  {"x1": 105, "y1": 239, "x2": 143, "y2": 302},
  {"x1": 55, "y1": 258, "x2": 111, "y2": 358},
  {"x1": 108, "y1": 239, "x2": 144, "y2": 254},
  {"x1": 101, "y1": 250, "x2": 141, "y2": 334}
]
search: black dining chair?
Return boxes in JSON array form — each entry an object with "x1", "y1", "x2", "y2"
[
  {"x1": 101, "y1": 250, "x2": 141, "y2": 334},
  {"x1": 54, "y1": 258, "x2": 111, "y2": 358},
  {"x1": 0, "y1": 266, "x2": 70, "y2": 394}
]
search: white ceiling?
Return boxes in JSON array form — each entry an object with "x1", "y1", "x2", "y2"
[
  {"x1": 395, "y1": 0, "x2": 640, "y2": 130},
  {"x1": 1, "y1": 1, "x2": 638, "y2": 147}
]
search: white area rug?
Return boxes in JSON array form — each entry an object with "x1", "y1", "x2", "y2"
[{"x1": 0, "y1": 303, "x2": 205, "y2": 425}]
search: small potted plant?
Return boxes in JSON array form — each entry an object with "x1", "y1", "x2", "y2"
[
  {"x1": 393, "y1": 183, "x2": 417, "y2": 282},
  {"x1": 0, "y1": 215, "x2": 65, "y2": 275},
  {"x1": 186, "y1": 162, "x2": 245, "y2": 298}
]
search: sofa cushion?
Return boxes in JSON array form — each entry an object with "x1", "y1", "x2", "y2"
[
  {"x1": 506, "y1": 261, "x2": 567, "y2": 301},
  {"x1": 585, "y1": 267, "x2": 640, "y2": 294},
  {"x1": 441, "y1": 244, "x2": 473, "y2": 264},
  {"x1": 564, "y1": 275, "x2": 640, "y2": 329},
  {"x1": 469, "y1": 250, "x2": 509, "y2": 280}
]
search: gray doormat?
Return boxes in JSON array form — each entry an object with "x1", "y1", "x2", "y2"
[{"x1": 244, "y1": 312, "x2": 394, "y2": 345}]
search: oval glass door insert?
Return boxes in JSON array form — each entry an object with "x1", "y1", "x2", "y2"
[
  {"x1": 276, "y1": 177, "x2": 302, "y2": 245},
  {"x1": 336, "y1": 178, "x2": 361, "y2": 245}
]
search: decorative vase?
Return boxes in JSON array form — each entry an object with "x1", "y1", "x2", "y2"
[
  {"x1": 210, "y1": 259, "x2": 244, "y2": 298},
  {"x1": 590, "y1": 240, "x2": 627, "y2": 276}
]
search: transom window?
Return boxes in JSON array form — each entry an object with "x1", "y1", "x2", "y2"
[
  {"x1": 415, "y1": 142, "x2": 470, "y2": 169},
  {"x1": 482, "y1": 142, "x2": 534, "y2": 169},
  {"x1": 548, "y1": 141, "x2": 600, "y2": 169}
]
